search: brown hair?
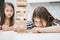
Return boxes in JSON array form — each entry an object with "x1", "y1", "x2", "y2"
[
  {"x1": 32, "y1": 6, "x2": 55, "y2": 27},
  {"x1": 1, "y1": 2, "x2": 14, "y2": 26}
]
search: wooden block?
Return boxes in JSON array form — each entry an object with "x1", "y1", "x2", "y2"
[
  {"x1": 15, "y1": 17, "x2": 27, "y2": 21},
  {"x1": 17, "y1": 2, "x2": 26, "y2": 7},
  {"x1": 16, "y1": 13, "x2": 26, "y2": 17},
  {"x1": 17, "y1": 0, "x2": 26, "y2": 2},
  {"x1": 16, "y1": 7, "x2": 26, "y2": 17}
]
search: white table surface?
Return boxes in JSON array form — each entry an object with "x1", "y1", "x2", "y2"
[{"x1": 0, "y1": 30, "x2": 60, "y2": 40}]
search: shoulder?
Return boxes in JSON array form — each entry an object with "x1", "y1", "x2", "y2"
[
  {"x1": 27, "y1": 21, "x2": 33, "y2": 29},
  {"x1": 52, "y1": 22, "x2": 60, "y2": 26},
  {"x1": 52, "y1": 19, "x2": 60, "y2": 26}
]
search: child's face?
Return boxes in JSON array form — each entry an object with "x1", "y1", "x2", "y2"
[
  {"x1": 34, "y1": 17, "x2": 47, "y2": 28},
  {"x1": 4, "y1": 4, "x2": 13, "y2": 18}
]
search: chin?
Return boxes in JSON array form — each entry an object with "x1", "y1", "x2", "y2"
[{"x1": 7, "y1": 16, "x2": 11, "y2": 18}]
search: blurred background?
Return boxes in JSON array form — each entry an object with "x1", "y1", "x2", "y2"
[{"x1": 2, "y1": 0, "x2": 60, "y2": 21}]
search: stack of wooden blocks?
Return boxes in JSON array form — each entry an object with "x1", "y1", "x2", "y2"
[{"x1": 15, "y1": 0, "x2": 27, "y2": 33}]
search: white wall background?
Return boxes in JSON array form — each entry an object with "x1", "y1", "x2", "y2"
[{"x1": 27, "y1": 2, "x2": 60, "y2": 21}]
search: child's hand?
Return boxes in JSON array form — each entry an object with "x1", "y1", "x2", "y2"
[
  {"x1": 31, "y1": 27, "x2": 40, "y2": 33},
  {"x1": 31, "y1": 27, "x2": 45, "y2": 33},
  {"x1": 2, "y1": 25, "x2": 8, "y2": 31},
  {"x1": 2, "y1": 25, "x2": 14, "y2": 31}
]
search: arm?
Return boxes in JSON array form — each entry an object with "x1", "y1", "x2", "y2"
[
  {"x1": 31, "y1": 26, "x2": 60, "y2": 33},
  {"x1": 2, "y1": 25, "x2": 14, "y2": 31},
  {"x1": 2, "y1": 21, "x2": 15, "y2": 31},
  {"x1": 39, "y1": 26, "x2": 60, "y2": 33}
]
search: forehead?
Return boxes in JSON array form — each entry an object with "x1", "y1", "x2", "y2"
[
  {"x1": 5, "y1": 4, "x2": 13, "y2": 10},
  {"x1": 34, "y1": 17, "x2": 41, "y2": 21},
  {"x1": 34, "y1": 17, "x2": 45, "y2": 21}
]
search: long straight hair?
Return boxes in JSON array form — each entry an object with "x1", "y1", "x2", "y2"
[
  {"x1": 32, "y1": 6, "x2": 55, "y2": 27},
  {"x1": 1, "y1": 2, "x2": 14, "y2": 26}
]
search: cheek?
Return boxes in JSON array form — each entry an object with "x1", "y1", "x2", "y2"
[
  {"x1": 8, "y1": 12, "x2": 13, "y2": 17},
  {"x1": 4, "y1": 11, "x2": 8, "y2": 16},
  {"x1": 42, "y1": 21, "x2": 47, "y2": 27},
  {"x1": 4, "y1": 10, "x2": 9, "y2": 17},
  {"x1": 10, "y1": 12, "x2": 13, "y2": 16},
  {"x1": 34, "y1": 22, "x2": 37, "y2": 27},
  {"x1": 34, "y1": 23, "x2": 37, "y2": 26},
  {"x1": 34, "y1": 22, "x2": 42, "y2": 27}
]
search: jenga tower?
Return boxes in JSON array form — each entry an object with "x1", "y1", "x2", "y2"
[{"x1": 15, "y1": 0, "x2": 27, "y2": 33}]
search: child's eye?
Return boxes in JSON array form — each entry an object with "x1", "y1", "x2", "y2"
[
  {"x1": 39, "y1": 21, "x2": 41, "y2": 22},
  {"x1": 10, "y1": 10, "x2": 13, "y2": 12},
  {"x1": 34, "y1": 21, "x2": 37, "y2": 23}
]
